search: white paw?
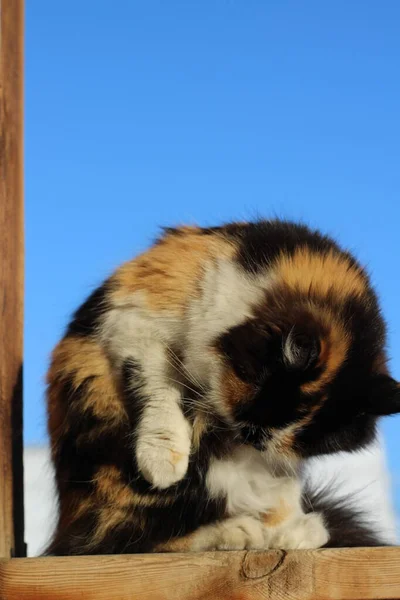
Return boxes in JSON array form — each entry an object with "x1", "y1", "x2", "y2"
[
  {"x1": 267, "y1": 512, "x2": 329, "y2": 550},
  {"x1": 194, "y1": 516, "x2": 265, "y2": 551},
  {"x1": 217, "y1": 516, "x2": 265, "y2": 550},
  {"x1": 136, "y1": 425, "x2": 191, "y2": 489}
]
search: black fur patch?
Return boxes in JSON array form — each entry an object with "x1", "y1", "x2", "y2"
[
  {"x1": 46, "y1": 511, "x2": 99, "y2": 556},
  {"x1": 302, "y1": 484, "x2": 389, "y2": 547},
  {"x1": 293, "y1": 289, "x2": 389, "y2": 457},
  {"x1": 120, "y1": 357, "x2": 146, "y2": 429},
  {"x1": 66, "y1": 281, "x2": 110, "y2": 337},
  {"x1": 53, "y1": 377, "x2": 131, "y2": 489},
  {"x1": 217, "y1": 320, "x2": 274, "y2": 383},
  {"x1": 202, "y1": 220, "x2": 347, "y2": 273},
  {"x1": 217, "y1": 318, "x2": 324, "y2": 434}
]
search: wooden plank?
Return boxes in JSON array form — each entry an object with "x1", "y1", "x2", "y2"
[
  {"x1": 0, "y1": 0, "x2": 25, "y2": 558},
  {"x1": 1, "y1": 548, "x2": 400, "y2": 600}
]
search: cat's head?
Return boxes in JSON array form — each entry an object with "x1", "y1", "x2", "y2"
[{"x1": 210, "y1": 249, "x2": 400, "y2": 460}]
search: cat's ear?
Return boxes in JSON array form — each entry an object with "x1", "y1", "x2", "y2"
[
  {"x1": 283, "y1": 329, "x2": 320, "y2": 371},
  {"x1": 367, "y1": 374, "x2": 400, "y2": 416}
]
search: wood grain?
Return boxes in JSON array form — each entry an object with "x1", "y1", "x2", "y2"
[
  {"x1": 0, "y1": 0, "x2": 25, "y2": 558},
  {"x1": 1, "y1": 548, "x2": 400, "y2": 600}
]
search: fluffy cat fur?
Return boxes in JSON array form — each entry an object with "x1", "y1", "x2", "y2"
[{"x1": 45, "y1": 220, "x2": 400, "y2": 555}]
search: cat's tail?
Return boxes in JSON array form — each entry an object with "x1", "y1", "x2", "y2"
[{"x1": 302, "y1": 482, "x2": 394, "y2": 547}]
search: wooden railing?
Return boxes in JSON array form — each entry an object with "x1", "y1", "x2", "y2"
[
  {"x1": 1, "y1": 548, "x2": 400, "y2": 599},
  {"x1": 1, "y1": 2, "x2": 400, "y2": 599}
]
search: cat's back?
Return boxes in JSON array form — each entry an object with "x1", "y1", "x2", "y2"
[{"x1": 64, "y1": 220, "x2": 363, "y2": 321}]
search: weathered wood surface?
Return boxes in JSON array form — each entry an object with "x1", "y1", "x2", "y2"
[
  {"x1": 1, "y1": 548, "x2": 400, "y2": 600},
  {"x1": 0, "y1": 0, "x2": 25, "y2": 559}
]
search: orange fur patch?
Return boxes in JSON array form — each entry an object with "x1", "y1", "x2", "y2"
[
  {"x1": 90, "y1": 507, "x2": 135, "y2": 549},
  {"x1": 87, "y1": 465, "x2": 179, "y2": 549},
  {"x1": 111, "y1": 229, "x2": 236, "y2": 312},
  {"x1": 192, "y1": 413, "x2": 209, "y2": 451},
  {"x1": 301, "y1": 311, "x2": 350, "y2": 395},
  {"x1": 154, "y1": 532, "x2": 196, "y2": 552},
  {"x1": 271, "y1": 395, "x2": 329, "y2": 456},
  {"x1": 94, "y1": 466, "x2": 136, "y2": 509},
  {"x1": 262, "y1": 500, "x2": 292, "y2": 527},
  {"x1": 220, "y1": 368, "x2": 255, "y2": 408},
  {"x1": 94, "y1": 465, "x2": 174, "y2": 509},
  {"x1": 47, "y1": 336, "x2": 127, "y2": 425},
  {"x1": 273, "y1": 248, "x2": 367, "y2": 302},
  {"x1": 170, "y1": 450, "x2": 185, "y2": 466}
]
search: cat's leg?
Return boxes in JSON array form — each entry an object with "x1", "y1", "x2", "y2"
[
  {"x1": 101, "y1": 309, "x2": 193, "y2": 489},
  {"x1": 133, "y1": 368, "x2": 192, "y2": 490},
  {"x1": 122, "y1": 348, "x2": 192, "y2": 489}
]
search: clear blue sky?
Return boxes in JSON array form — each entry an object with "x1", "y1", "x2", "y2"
[{"x1": 26, "y1": 1, "x2": 400, "y2": 513}]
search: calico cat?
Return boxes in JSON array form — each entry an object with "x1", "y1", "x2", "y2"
[{"x1": 45, "y1": 220, "x2": 400, "y2": 555}]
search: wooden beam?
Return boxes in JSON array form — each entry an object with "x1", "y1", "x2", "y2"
[
  {"x1": 1, "y1": 548, "x2": 400, "y2": 600},
  {"x1": 0, "y1": 0, "x2": 25, "y2": 558}
]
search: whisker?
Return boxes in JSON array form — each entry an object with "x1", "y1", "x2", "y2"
[
  {"x1": 162, "y1": 354, "x2": 206, "y2": 395},
  {"x1": 169, "y1": 350, "x2": 206, "y2": 391},
  {"x1": 159, "y1": 339, "x2": 206, "y2": 391},
  {"x1": 164, "y1": 375, "x2": 205, "y2": 399},
  {"x1": 163, "y1": 354, "x2": 204, "y2": 392}
]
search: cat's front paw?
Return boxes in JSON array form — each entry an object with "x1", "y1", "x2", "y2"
[
  {"x1": 215, "y1": 515, "x2": 266, "y2": 550},
  {"x1": 192, "y1": 515, "x2": 266, "y2": 551},
  {"x1": 136, "y1": 425, "x2": 191, "y2": 489},
  {"x1": 266, "y1": 512, "x2": 329, "y2": 550}
]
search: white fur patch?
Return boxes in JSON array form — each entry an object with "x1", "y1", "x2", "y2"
[
  {"x1": 206, "y1": 445, "x2": 301, "y2": 516},
  {"x1": 203, "y1": 444, "x2": 329, "y2": 551}
]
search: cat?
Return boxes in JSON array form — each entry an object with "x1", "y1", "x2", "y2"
[{"x1": 45, "y1": 219, "x2": 400, "y2": 555}]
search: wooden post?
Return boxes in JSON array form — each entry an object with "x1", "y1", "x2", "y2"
[{"x1": 0, "y1": 0, "x2": 25, "y2": 558}]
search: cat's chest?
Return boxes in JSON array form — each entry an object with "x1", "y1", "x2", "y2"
[{"x1": 205, "y1": 445, "x2": 294, "y2": 517}]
